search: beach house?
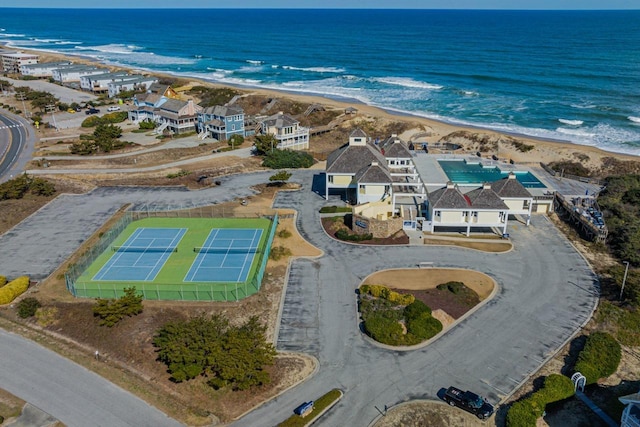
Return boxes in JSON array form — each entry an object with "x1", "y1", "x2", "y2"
[
  {"x1": 107, "y1": 76, "x2": 158, "y2": 98},
  {"x1": 51, "y1": 65, "x2": 108, "y2": 83},
  {"x1": 153, "y1": 99, "x2": 203, "y2": 135},
  {"x1": 619, "y1": 390, "x2": 640, "y2": 427},
  {"x1": 1, "y1": 51, "x2": 39, "y2": 73},
  {"x1": 20, "y1": 61, "x2": 72, "y2": 78},
  {"x1": 491, "y1": 172, "x2": 534, "y2": 225},
  {"x1": 427, "y1": 182, "x2": 510, "y2": 236},
  {"x1": 260, "y1": 112, "x2": 309, "y2": 150},
  {"x1": 128, "y1": 83, "x2": 179, "y2": 123},
  {"x1": 79, "y1": 71, "x2": 130, "y2": 93},
  {"x1": 197, "y1": 104, "x2": 245, "y2": 141}
]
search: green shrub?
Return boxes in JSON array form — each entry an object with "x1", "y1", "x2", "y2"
[
  {"x1": 407, "y1": 315, "x2": 442, "y2": 340},
  {"x1": 506, "y1": 399, "x2": 539, "y2": 427},
  {"x1": 93, "y1": 287, "x2": 143, "y2": 327},
  {"x1": 138, "y1": 119, "x2": 156, "y2": 130},
  {"x1": 278, "y1": 389, "x2": 342, "y2": 427},
  {"x1": 228, "y1": 134, "x2": 244, "y2": 147},
  {"x1": 262, "y1": 149, "x2": 314, "y2": 169},
  {"x1": 404, "y1": 300, "x2": 432, "y2": 319},
  {"x1": 0, "y1": 276, "x2": 6, "y2": 287},
  {"x1": 17, "y1": 297, "x2": 41, "y2": 318},
  {"x1": 437, "y1": 281, "x2": 465, "y2": 294},
  {"x1": 575, "y1": 332, "x2": 621, "y2": 384},
  {"x1": 363, "y1": 312, "x2": 404, "y2": 343},
  {"x1": 542, "y1": 374, "x2": 575, "y2": 402},
  {"x1": 269, "y1": 246, "x2": 292, "y2": 261},
  {"x1": 319, "y1": 206, "x2": 352, "y2": 214},
  {"x1": 387, "y1": 290, "x2": 415, "y2": 305},
  {"x1": 166, "y1": 170, "x2": 191, "y2": 179},
  {"x1": 81, "y1": 115, "x2": 104, "y2": 128},
  {"x1": 335, "y1": 229, "x2": 373, "y2": 242}
]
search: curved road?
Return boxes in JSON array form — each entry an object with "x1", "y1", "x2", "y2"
[
  {"x1": 0, "y1": 170, "x2": 598, "y2": 426},
  {"x1": 0, "y1": 111, "x2": 36, "y2": 183}
]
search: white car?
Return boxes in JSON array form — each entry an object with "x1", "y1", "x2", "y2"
[{"x1": 107, "y1": 106, "x2": 121, "y2": 112}]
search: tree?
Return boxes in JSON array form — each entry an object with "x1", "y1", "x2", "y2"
[
  {"x1": 254, "y1": 134, "x2": 278, "y2": 155},
  {"x1": 228, "y1": 134, "x2": 244, "y2": 149},
  {"x1": 268, "y1": 170, "x2": 292, "y2": 186},
  {"x1": 153, "y1": 314, "x2": 276, "y2": 390},
  {"x1": 17, "y1": 297, "x2": 41, "y2": 318},
  {"x1": 93, "y1": 287, "x2": 143, "y2": 327},
  {"x1": 94, "y1": 123, "x2": 122, "y2": 141}
]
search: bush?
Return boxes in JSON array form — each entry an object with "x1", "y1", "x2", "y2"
[
  {"x1": 335, "y1": 229, "x2": 373, "y2": 242},
  {"x1": 92, "y1": 287, "x2": 143, "y2": 327},
  {"x1": 277, "y1": 229, "x2": 292, "y2": 238},
  {"x1": 319, "y1": 206, "x2": 352, "y2": 214},
  {"x1": 262, "y1": 148, "x2": 314, "y2": 169},
  {"x1": 0, "y1": 276, "x2": 30, "y2": 305},
  {"x1": 17, "y1": 297, "x2": 41, "y2": 318},
  {"x1": 228, "y1": 134, "x2": 244, "y2": 147},
  {"x1": 81, "y1": 111, "x2": 128, "y2": 128},
  {"x1": 138, "y1": 119, "x2": 156, "y2": 130},
  {"x1": 437, "y1": 281, "x2": 465, "y2": 294},
  {"x1": 407, "y1": 315, "x2": 442, "y2": 339},
  {"x1": 269, "y1": 245, "x2": 292, "y2": 261},
  {"x1": 506, "y1": 374, "x2": 575, "y2": 427},
  {"x1": 574, "y1": 332, "x2": 621, "y2": 384},
  {"x1": 363, "y1": 312, "x2": 404, "y2": 343},
  {"x1": 404, "y1": 300, "x2": 432, "y2": 319},
  {"x1": 0, "y1": 276, "x2": 6, "y2": 287}
]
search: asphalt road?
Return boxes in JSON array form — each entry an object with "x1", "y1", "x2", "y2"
[
  {"x1": 0, "y1": 329, "x2": 181, "y2": 427},
  {"x1": 0, "y1": 170, "x2": 599, "y2": 426},
  {"x1": 0, "y1": 111, "x2": 36, "y2": 183}
]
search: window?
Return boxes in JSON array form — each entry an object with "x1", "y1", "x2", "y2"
[
  {"x1": 359, "y1": 184, "x2": 366, "y2": 194},
  {"x1": 328, "y1": 175, "x2": 334, "y2": 183}
]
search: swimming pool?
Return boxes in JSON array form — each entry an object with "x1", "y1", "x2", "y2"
[{"x1": 438, "y1": 160, "x2": 546, "y2": 188}]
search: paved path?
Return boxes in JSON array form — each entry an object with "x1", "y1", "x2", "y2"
[
  {"x1": 0, "y1": 329, "x2": 181, "y2": 427},
  {"x1": 0, "y1": 170, "x2": 599, "y2": 426}
]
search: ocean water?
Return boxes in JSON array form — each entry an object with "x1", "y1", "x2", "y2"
[{"x1": 1, "y1": 8, "x2": 639, "y2": 155}]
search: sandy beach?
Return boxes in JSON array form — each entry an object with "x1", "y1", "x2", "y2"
[{"x1": 5, "y1": 46, "x2": 640, "y2": 173}]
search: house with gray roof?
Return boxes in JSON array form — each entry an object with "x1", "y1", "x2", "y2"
[
  {"x1": 427, "y1": 182, "x2": 510, "y2": 236},
  {"x1": 197, "y1": 104, "x2": 245, "y2": 141},
  {"x1": 260, "y1": 112, "x2": 309, "y2": 150},
  {"x1": 491, "y1": 172, "x2": 534, "y2": 225},
  {"x1": 20, "y1": 61, "x2": 72, "y2": 78},
  {"x1": 325, "y1": 130, "x2": 426, "y2": 209},
  {"x1": 153, "y1": 99, "x2": 203, "y2": 135}
]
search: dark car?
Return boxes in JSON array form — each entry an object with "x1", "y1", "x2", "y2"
[
  {"x1": 443, "y1": 386, "x2": 494, "y2": 420},
  {"x1": 85, "y1": 108, "x2": 100, "y2": 115}
]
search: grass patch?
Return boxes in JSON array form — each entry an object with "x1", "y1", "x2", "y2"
[
  {"x1": 595, "y1": 301, "x2": 640, "y2": 346},
  {"x1": 269, "y1": 246, "x2": 292, "y2": 261},
  {"x1": 278, "y1": 389, "x2": 342, "y2": 427},
  {"x1": 319, "y1": 206, "x2": 352, "y2": 214}
]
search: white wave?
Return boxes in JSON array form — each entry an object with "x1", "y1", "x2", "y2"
[
  {"x1": 558, "y1": 119, "x2": 584, "y2": 126},
  {"x1": 246, "y1": 59, "x2": 264, "y2": 65},
  {"x1": 462, "y1": 90, "x2": 478, "y2": 96},
  {"x1": 74, "y1": 43, "x2": 142, "y2": 55},
  {"x1": 374, "y1": 77, "x2": 443, "y2": 90},
  {"x1": 32, "y1": 38, "x2": 63, "y2": 43},
  {"x1": 55, "y1": 41, "x2": 81, "y2": 45},
  {"x1": 628, "y1": 116, "x2": 640, "y2": 124},
  {"x1": 281, "y1": 65, "x2": 345, "y2": 73},
  {"x1": 271, "y1": 64, "x2": 279, "y2": 69},
  {"x1": 570, "y1": 103, "x2": 597, "y2": 109},
  {"x1": 0, "y1": 33, "x2": 26, "y2": 38},
  {"x1": 237, "y1": 65, "x2": 264, "y2": 73},
  {"x1": 556, "y1": 127, "x2": 596, "y2": 138}
]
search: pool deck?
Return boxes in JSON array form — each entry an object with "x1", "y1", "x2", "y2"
[{"x1": 412, "y1": 152, "x2": 602, "y2": 197}]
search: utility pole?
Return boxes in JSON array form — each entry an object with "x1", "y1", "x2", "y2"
[
  {"x1": 620, "y1": 261, "x2": 630, "y2": 300},
  {"x1": 16, "y1": 91, "x2": 29, "y2": 118},
  {"x1": 46, "y1": 104, "x2": 58, "y2": 131}
]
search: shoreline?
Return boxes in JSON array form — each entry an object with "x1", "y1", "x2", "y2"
[{"x1": 4, "y1": 44, "x2": 640, "y2": 168}]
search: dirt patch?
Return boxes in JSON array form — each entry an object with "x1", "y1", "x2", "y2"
[
  {"x1": 0, "y1": 388, "x2": 25, "y2": 424},
  {"x1": 422, "y1": 235, "x2": 512, "y2": 253},
  {"x1": 364, "y1": 268, "x2": 495, "y2": 300},
  {"x1": 374, "y1": 401, "x2": 489, "y2": 427}
]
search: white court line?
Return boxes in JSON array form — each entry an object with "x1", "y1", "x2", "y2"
[
  {"x1": 93, "y1": 228, "x2": 144, "y2": 281},
  {"x1": 143, "y1": 229, "x2": 187, "y2": 281},
  {"x1": 235, "y1": 229, "x2": 263, "y2": 282}
]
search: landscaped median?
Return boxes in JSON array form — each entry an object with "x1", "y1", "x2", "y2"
[{"x1": 278, "y1": 388, "x2": 343, "y2": 427}]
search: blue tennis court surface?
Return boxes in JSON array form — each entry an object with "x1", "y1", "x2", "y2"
[
  {"x1": 185, "y1": 228, "x2": 263, "y2": 283},
  {"x1": 93, "y1": 228, "x2": 186, "y2": 282}
]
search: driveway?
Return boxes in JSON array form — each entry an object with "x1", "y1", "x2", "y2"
[{"x1": 0, "y1": 170, "x2": 598, "y2": 426}]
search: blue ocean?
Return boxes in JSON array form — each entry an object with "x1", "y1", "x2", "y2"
[{"x1": 1, "y1": 8, "x2": 639, "y2": 155}]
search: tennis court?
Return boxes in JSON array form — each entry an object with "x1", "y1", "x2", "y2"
[
  {"x1": 69, "y1": 215, "x2": 278, "y2": 301},
  {"x1": 185, "y1": 228, "x2": 263, "y2": 283},
  {"x1": 93, "y1": 227, "x2": 186, "y2": 281}
]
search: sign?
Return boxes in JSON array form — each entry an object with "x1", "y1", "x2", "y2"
[{"x1": 355, "y1": 220, "x2": 368, "y2": 229}]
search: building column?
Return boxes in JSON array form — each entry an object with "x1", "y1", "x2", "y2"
[
  {"x1": 503, "y1": 211, "x2": 509, "y2": 235},
  {"x1": 466, "y1": 211, "x2": 471, "y2": 236},
  {"x1": 526, "y1": 200, "x2": 532, "y2": 226},
  {"x1": 325, "y1": 174, "x2": 329, "y2": 200}
]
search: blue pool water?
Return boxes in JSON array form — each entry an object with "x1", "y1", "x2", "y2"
[{"x1": 438, "y1": 160, "x2": 546, "y2": 189}]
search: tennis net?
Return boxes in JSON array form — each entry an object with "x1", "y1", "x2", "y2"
[
  {"x1": 112, "y1": 246, "x2": 178, "y2": 253},
  {"x1": 193, "y1": 247, "x2": 258, "y2": 254}
]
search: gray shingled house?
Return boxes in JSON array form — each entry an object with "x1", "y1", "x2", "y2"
[{"x1": 491, "y1": 172, "x2": 534, "y2": 225}]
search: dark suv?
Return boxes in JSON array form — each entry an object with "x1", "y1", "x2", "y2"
[
  {"x1": 85, "y1": 108, "x2": 100, "y2": 115},
  {"x1": 443, "y1": 386, "x2": 494, "y2": 420}
]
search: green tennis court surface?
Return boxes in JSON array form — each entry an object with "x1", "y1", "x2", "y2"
[{"x1": 73, "y1": 217, "x2": 275, "y2": 301}]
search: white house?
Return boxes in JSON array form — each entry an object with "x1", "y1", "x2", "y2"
[
  {"x1": 491, "y1": 172, "x2": 534, "y2": 225},
  {"x1": 427, "y1": 182, "x2": 510, "y2": 236},
  {"x1": 52, "y1": 65, "x2": 107, "y2": 83},
  {"x1": 260, "y1": 112, "x2": 309, "y2": 150},
  {"x1": 20, "y1": 61, "x2": 72, "y2": 78},
  {"x1": 107, "y1": 76, "x2": 158, "y2": 98},
  {"x1": 1, "y1": 52, "x2": 38, "y2": 73},
  {"x1": 79, "y1": 71, "x2": 130, "y2": 92}
]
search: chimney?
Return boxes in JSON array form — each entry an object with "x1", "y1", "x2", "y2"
[
  {"x1": 278, "y1": 111, "x2": 284, "y2": 116},
  {"x1": 371, "y1": 161, "x2": 379, "y2": 167},
  {"x1": 446, "y1": 181, "x2": 455, "y2": 189},
  {"x1": 508, "y1": 172, "x2": 516, "y2": 180},
  {"x1": 483, "y1": 182, "x2": 492, "y2": 190}
]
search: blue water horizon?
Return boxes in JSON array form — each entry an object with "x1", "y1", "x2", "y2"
[{"x1": 1, "y1": 8, "x2": 639, "y2": 155}]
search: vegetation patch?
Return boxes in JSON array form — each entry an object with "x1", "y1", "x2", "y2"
[
  {"x1": 93, "y1": 287, "x2": 144, "y2": 327},
  {"x1": 574, "y1": 331, "x2": 621, "y2": 385},
  {"x1": 319, "y1": 206, "x2": 352, "y2": 214},
  {"x1": 506, "y1": 374, "x2": 575, "y2": 427},
  {"x1": 0, "y1": 174, "x2": 56, "y2": 200},
  {"x1": 166, "y1": 170, "x2": 192, "y2": 179},
  {"x1": 548, "y1": 161, "x2": 591, "y2": 177},
  {"x1": 595, "y1": 300, "x2": 640, "y2": 346},
  {"x1": 0, "y1": 276, "x2": 30, "y2": 305},
  {"x1": 358, "y1": 284, "x2": 442, "y2": 346},
  {"x1": 278, "y1": 388, "x2": 343, "y2": 427},
  {"x1": 510, "y1": 140, "x2": 535, "y2": 152},
  {"x1": 17, "y1": 297, "x2": 41, "y2": 318},
  {"x1": 263, "y1": 149, "x2": 314, "y2": 169},
  {"x1": 335, "y1": 229, "x2": 373, "y2": 242},
  {"x1": 154, "y1": 314, "x2": 275, "y2": 390},
  {"x1": 269, "y1": 245, "x2": 292, "y2": 261}
]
